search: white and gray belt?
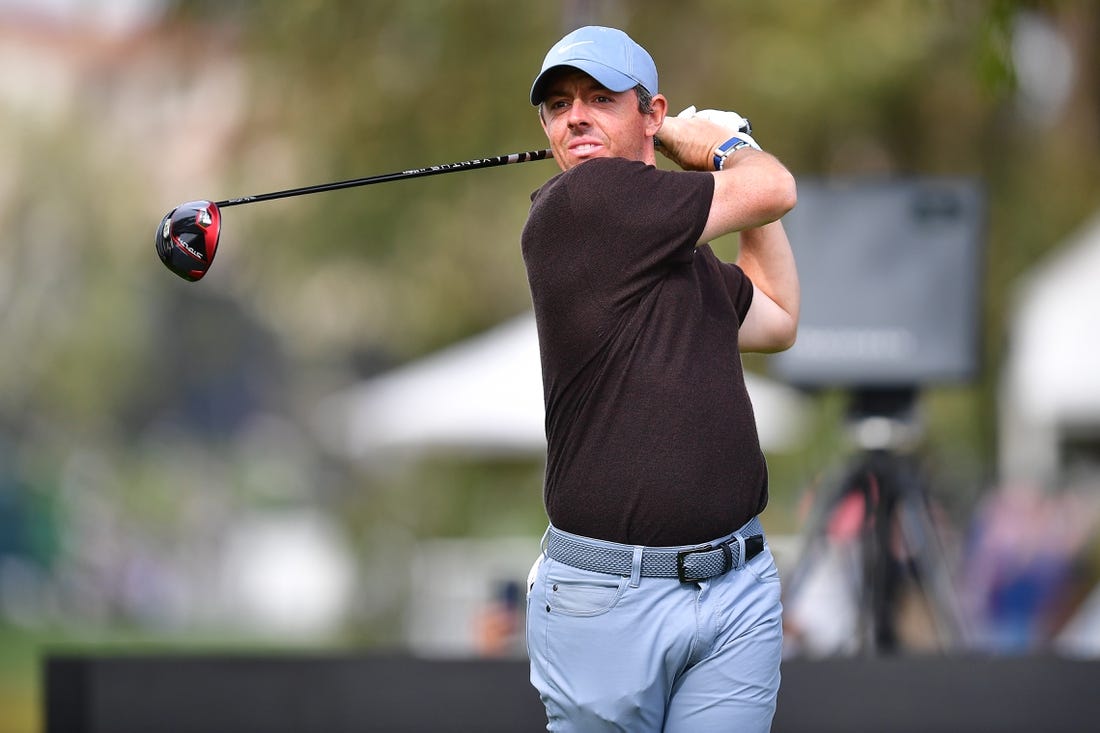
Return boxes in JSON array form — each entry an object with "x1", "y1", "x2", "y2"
[{"x1": 545, "y1": 516, "x2": 765, "y2": 583}]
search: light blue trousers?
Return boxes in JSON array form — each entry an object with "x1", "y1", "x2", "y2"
[{"x1": 526, "y1": 518, "x2": 783, "y2": 732}]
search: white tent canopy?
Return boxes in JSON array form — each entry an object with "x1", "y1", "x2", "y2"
[
  {"x1": 1000, "y1": 211, "x2": 1100, "y2": 482},
  {"x1": 314, "y1": 312, "x2": 807, "y2": 461}
]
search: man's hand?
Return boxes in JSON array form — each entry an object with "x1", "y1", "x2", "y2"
[
  {"x1": 681, "y1": 106, "x2": 753, "y2": 136},
  {"x1": 656, "y1": 106, "x2": 760, "y2": 171}
]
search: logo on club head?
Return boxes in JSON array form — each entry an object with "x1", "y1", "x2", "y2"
[
  {"x1": 175, "y1": 239, "x2": 205, "y2": 261},
  {"x1": 162, "y1": 217, "x2": 172, "y2": 239},
  {"x1": 198, "y1": 208, "x2": 212, "y2": 227}
]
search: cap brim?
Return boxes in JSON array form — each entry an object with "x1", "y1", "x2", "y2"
[{"x1": 530, "y1": 60, "x2": 641, "y2": 105}]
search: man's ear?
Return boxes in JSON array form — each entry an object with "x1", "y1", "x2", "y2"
[{"x1": 646, "y1": 94, "x2": 668, "y2": 138}]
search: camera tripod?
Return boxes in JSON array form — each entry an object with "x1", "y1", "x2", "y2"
[{"x1": 782, "y1": 387, "x2": 968, "y2": 654}]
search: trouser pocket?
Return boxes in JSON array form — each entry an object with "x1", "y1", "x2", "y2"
[{"x1": 543, "y1": 560, "x2": 628, "y2": 617}]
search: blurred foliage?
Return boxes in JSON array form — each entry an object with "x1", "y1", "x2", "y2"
[
  {"x1": 0, "y1": 8, "x2": 1098, "y2": 723},
  {"x1": 0, "y1": 2, "x2": 1096, "y2": 730}
]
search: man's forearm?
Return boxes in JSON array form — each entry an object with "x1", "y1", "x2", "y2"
[{"x1": 738, "y1": 220, "x2": 800, "y2": 323}]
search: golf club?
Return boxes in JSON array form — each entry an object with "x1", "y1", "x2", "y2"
[{"x1": 155, "y1": 148, "x2": 553, "y2": 282}]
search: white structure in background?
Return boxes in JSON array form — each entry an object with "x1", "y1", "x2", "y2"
[
  {"x1": 1001, "y1": 211, "x2": 1100, "y2": 659},
  {"x1": 317, "y1": 315, "x2": 547, "y2": 458},
  {"x1": 217, "y1": 509, "x2": 357, "y2": 638},
  {"x1": 999, "y1": 212, "x2": 1100, "y2": 484},
  {"x1": 314, "y1": 311, "x2": 808, "y2": 461}
]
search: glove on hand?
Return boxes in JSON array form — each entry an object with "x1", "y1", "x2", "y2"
[
  {"x1": 656, "y1": 106, "x2": 761, "y2": 171},
  {"x1": 678, "y1": 105, "x2": 754, "y2": 137}
]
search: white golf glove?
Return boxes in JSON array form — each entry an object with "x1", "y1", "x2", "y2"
[
  {"x1": 676, "y1": 106, "x2": 760, "y2": 150},
  {"x1": 656, "y1": 105, "x2": 762, "y2": 171}
]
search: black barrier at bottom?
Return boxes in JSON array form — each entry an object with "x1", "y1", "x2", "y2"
[
  {"x1": 775, "y1": 655, "x2": 1100, "y2": 733},
  {"x1": 45, "y1": 653, "x2": 544, "y2": 733},
  {"x1": 45, "y1": 653, "x2": 1100, "y2": 732}
]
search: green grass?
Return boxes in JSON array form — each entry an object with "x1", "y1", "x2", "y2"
[{"x1": 0, "y1": 625, "x2": 52, "y2": 733}]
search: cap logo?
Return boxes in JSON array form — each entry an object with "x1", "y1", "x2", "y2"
[{"x1": 556, "y1": 40, "x2": 594, "y2": 55}]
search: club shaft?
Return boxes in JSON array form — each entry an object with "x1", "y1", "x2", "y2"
[{"x1": 215, "y1": 149, "x2": 553, "y2": 208}]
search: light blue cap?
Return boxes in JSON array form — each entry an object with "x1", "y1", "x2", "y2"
[{"x1": 530, "y1": 26, "x2": 658, "y2": 106}]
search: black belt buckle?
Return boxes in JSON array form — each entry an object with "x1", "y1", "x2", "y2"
[
  {"x1": 745, "y1": 534, "x2": 765, "y2": 562},
  {"x1": 676, "y1": 543, "x2": 733, "y2": 583}
]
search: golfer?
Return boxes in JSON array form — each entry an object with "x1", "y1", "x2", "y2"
[{"x1": 522, "y1": 26, "x2": 800, "y2": 732}]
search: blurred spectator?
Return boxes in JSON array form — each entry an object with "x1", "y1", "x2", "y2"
[
  {"x1": 960, "y1": 483, "x2": 1100, "y2": 653},
  {"x1": 473, "y1": 580, "x2": 523, "y2": 658}
]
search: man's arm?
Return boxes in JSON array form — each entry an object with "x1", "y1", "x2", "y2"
[
  {"x1": 656, "y1": 113, "x2": 799, "y2": 353},
  {"x1": 702, "y1": 148, "x2": 796, "y2": 243},
  {"x1": 737, "y1": 221, "x2": 799, "y2": 353}
]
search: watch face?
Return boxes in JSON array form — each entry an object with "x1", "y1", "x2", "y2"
[{"x1": 714, "y1": 138, "x2": 750, "y2": 170}]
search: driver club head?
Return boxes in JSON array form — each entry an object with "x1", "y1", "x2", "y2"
[{"x1": 155, "y1": 200, "x2": 221, "y2": 282}]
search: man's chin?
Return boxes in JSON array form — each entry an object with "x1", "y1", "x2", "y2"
[{"x1": 563, "y1": 149, "x2": 608, "y2": 169}]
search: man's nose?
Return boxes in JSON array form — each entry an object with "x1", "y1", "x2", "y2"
[{"x1": 566, "y1": 99, "x2": 590, "y2": 127}]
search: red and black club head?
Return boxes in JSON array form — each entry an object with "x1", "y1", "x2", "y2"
[{"x1": 155, "y1": 200, "x2": 221, "y2": 282}]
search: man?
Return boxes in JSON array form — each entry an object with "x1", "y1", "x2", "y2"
[{"x1": 522, "y1": 25, "x2": 799, "y2": 733}]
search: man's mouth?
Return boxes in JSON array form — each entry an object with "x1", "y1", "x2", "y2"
[{"x1": 569, "y1": 140, "x2": 603, "y2": 156}]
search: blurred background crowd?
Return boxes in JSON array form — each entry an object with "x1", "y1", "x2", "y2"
[{"x1": 1, "y1": 1, "x2": 1099, "y2": 730}]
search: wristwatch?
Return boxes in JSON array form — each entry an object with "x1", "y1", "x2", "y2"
[{"x1": 713, "y1": 136, "x2": 753, "y2": 171}]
